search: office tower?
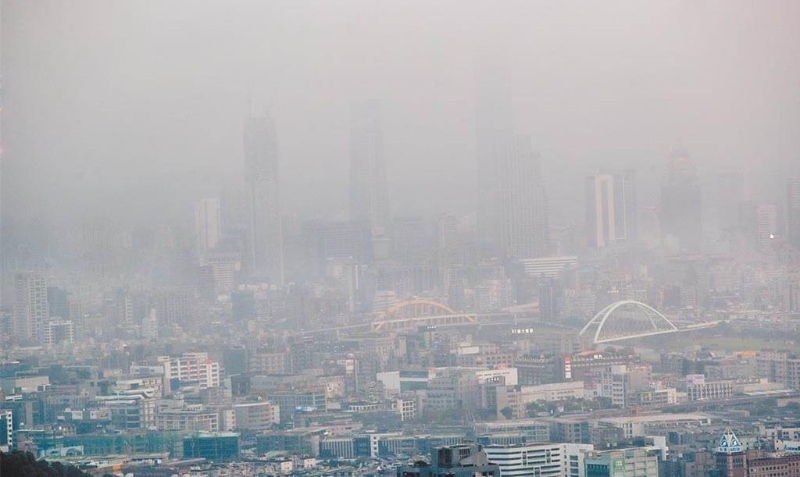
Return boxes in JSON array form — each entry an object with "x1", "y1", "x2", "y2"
[
  {"x1": 585, "y1": 170, "x2": 638, "y2": 249},
  {"x1": 660, "y1": 149, "x2": 702, "y2": 252},
  {"x1": 715, "y1": 171, "x2": 745, "y2": 231},
  {"x1": 715, "y1": 428, "x2": 746, "y2": 477},
  {"x1": 788, "y1": 178, "x2": 800, "y2": 249},
  {"x1": 13, "y1": 272, "x2": 49, "y2": 345},
  {"x1": 498, "y1": 135, "x2": 549, "y2": 259},
  {"x1": 349, "y1": 100, "x2": 389, "y2": 230},
  {"x1": 244, "y1": 116, "x2": 284, "y2": 284},
  {"x1": 475, "y1": 60, "x2": 513, "y2": 256},
  {"x1": 193, "y1": 198, "x2": 221, "y2": 265}
]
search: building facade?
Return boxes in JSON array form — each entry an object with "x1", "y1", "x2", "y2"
[
  {"x1": 13, "y1": 272, "x2": 49, "y2": 345},
  {"x1": 349, "y1": 100, "x2": 389, "y2": 230},
  {"x1": 585, "y1": 448, "x2": 659, "y2": 477},
  {"x1": 586, "y1": 171, "x2": 637, "y2": 250},
  {"x1": 660, "y1": 150, "x2": 702, "y2": 251},
  {"x1": 244, "y1": 115, "x2": 284, "y2": 284},
  {"x1": 484, "y1": 442, "x2": 593, "y2": 477},
  {"x1": 498, "y1": 135, "x2": 549, "y2": 259}
]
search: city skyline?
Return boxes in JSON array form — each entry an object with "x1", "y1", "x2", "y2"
[
  {"x1": 3, "y1": 2, "x2": 799, "y2": 230},
  {"x1": 1, "y1": 2, "x2": 800, "y2": 473}
]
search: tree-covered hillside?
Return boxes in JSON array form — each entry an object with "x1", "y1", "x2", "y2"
[{"x1": 0, "y1": 451, "x2": 88, "y2": 477}]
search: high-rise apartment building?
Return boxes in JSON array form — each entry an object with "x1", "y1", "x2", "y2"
[
  {"x1": 585, "y1": 171, "x2": 637, "y2": 249},
  {"x1": 788, "y1": 178, "x2": 800, "y2": 249},
  {"x1": 13, "y1": 272, "x2": 49, "y2": 345},
  {"x1": 194, "y1": 198, "x2": 222, "y2": 265},
  {"x1": 244, "y1": 116, "x2": 284, "y2": 284},
  {"x1": 349, "y1": 100, "x2": 389, "y2": 230},
  {"x1": 498, "y1": 135, "x2": 549, "y2": 259},
  {"x1": 660, "y1": 150, "x2": 702, "y2": 251}
]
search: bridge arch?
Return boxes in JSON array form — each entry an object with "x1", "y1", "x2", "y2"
[
  {"x1": 379, "y1": 299, "x2": 457, "y2": 320},
  {"x1": 579, "y1": 300, "x2": 677, "y2": 344}
]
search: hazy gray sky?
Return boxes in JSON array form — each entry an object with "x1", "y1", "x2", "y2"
[{"x1": 3, "y1": 0, "x2": 799, "y2": 227}]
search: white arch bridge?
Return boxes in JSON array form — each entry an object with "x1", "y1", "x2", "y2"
[
  {"x1": 579, "y1": 300, "x2": 719, "y2": 344},
  {"x1": 289, "y1": 299, "x2": 719, "y2": 343}
]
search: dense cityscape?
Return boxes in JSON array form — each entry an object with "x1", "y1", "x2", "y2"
[{"x1": 1, "y1": 2, "x2": 800, "y2": 477}]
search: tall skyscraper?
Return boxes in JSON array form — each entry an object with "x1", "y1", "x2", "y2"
[
  {"x1": 788, "y1": 178, "x2": 800, "y2": 249},
  {"x1": 13, "y1": 272, "x2": 49, "y2": 345},
  {"x1": 585, "y1": 170, "x2": 638, "y2": 249},
  {"x1": 194, "y1": 198, "x2": 221, "y2": 265},
  {"x1": 660, "y1": 149, "x2": 702, "y2": 252},
  {"x1": 475, "y1": 59, "x2": 513, "y2": 256},
  {"x1": 349, "y1": 100, "x2": 389, "y2": 230},
  {"x1": 498, "y1": 135, "x2": 549, "y2": 259},
  {"x1": 244, "y1": 116, "x2": 284, "y2": 285}
]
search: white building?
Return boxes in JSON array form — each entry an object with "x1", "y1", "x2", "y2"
[
  {"x1": 484, "y1": 443, "x2": 594, "y2": 477},
  {"x1": 520, "y1": 256, "x2": 578, "y2": 279},
  {"x1": 156, "y1": 406, "x2": 219, "y2": 432},
  {"x1": 161, "y1": 352, "x2": 221, "y2": 389},
  {"x1": 518, "y1": 381, "x2": 585, "y2": 402},
  {"x1": 597, "y1": 413, "x2": 711, "y2": 439}
]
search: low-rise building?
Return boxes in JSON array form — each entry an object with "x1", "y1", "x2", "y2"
[
  {"x1": 397, "y1": 444, "x2": 500, "y2": 477},
  {"x1": 484, "y1": 442, "x2": 593, "y2": 477},
  {"x1": 233, "y1": 401, "x2": 280, "y2": 431},
  {"x1": 585, "y1": 448, "x2": 659, "y2": 477}
]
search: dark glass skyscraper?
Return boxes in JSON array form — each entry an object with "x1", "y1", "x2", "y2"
[{"x1": 244, "y1": 115, "x2": 284, "y2": 285}]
